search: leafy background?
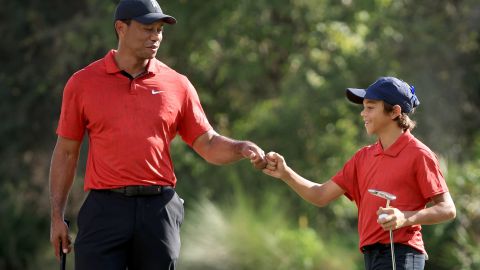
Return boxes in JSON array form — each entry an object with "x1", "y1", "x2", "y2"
[{"x1": 1, "y1": 0, "x2": 479, "y2": 269}]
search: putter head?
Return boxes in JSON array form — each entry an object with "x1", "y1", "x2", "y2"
[{"x1": 368, "y1": 189, "x2": 396, "y2": 201}]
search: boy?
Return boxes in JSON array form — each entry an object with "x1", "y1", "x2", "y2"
[{"x1": 263, "y1": 77, "x2": 456, "y2": 269}]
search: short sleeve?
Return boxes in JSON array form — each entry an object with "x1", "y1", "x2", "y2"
[
  {"x1": 415, "y1": 150, "x2": 449, "y2": 199},
  {"x1": 331, "y1": 154, "x2": 358, "y2": 201},
  {"x1": 177, "y1": 76, "x2": 212, "y2": 146},
  {"x1": 56, "y1": 76, "x2": 86, "y2": 141}
]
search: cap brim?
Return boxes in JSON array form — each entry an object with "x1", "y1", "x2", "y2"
[
  {"x1": 345, "y1": 88, "x2": 366, "y2": 104},
  {"x1": 133, "y1": 13, "x2": 177, "y2": 24}
]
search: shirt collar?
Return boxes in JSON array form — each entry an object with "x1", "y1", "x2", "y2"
[
  {"x1": 104, "y1": 49, "x2": 159, "y2": 75},
  {"x1": 373, "y1": 130, "x2": 414, "y2": 157},
  {"x1": 105, "y1": 50, "x2": 121, "y2": 74},
  {"x1": 144, "y1": 58, "x2": 159, "y2": 75}
]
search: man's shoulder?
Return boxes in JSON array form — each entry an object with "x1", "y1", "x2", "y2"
[
  {"x1": 70, "y1": 57, "x2": 106, "y2": 80},
  {"x1": 151, "y1": 58, "x2": 172, "y2": 70},
  {"x1": 63, "y1": 57, "x2": 108, "y2": 94},
  {"x1": 151, "y1": 58, "x2": 187, "y2": 79}
]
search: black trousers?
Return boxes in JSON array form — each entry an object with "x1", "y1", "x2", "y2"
[
  {"x1": 363, "y1": 243, "x2": 426, "y2": 270},
  {"x1": 74, "y1": 188, "x2": 184, "y2": 270}
]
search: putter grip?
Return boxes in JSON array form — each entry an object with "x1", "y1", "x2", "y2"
[
  {"x1": 60, "y1": 249, "x2": 66, "y2": 270},
  {"x1": 60, "y1": 219, "x2": 70, "y2": 270}
]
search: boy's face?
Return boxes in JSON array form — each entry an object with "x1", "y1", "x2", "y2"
[{"x1": 360, "y1": 99, "x2": 394, "y2": 135}]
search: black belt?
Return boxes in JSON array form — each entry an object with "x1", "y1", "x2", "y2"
[
  {"x1": 361, "y1": 243, "x2": 427, "y2": 259},
  {"x1": 107, "y1": 185, "x2": 172, "y2": 196},
  {"x1": 361, "y1": 243, "x2": 392, "y2": 253}
]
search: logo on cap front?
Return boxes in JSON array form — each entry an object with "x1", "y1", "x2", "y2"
[{"x1": 150, "y1": 0, "x2": 161, "y2": 10}]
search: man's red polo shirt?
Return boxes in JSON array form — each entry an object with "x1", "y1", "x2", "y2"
[
  {"x1": 332, "y1": 130, "x2": 448, "y2": 254},
  {"x1": 57, "y1": 50, "x2": 212, "y2": 190}
]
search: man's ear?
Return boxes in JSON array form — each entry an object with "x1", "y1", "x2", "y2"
[
  {"x1": 391, "y1": 105, "x2": 402, "y2": 119},
  {"x1": 115, "y1": 20, "x2": 127, "y2": 38}
]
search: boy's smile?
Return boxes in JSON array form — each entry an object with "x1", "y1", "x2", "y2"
[{"x1": 361, "y1": 99, "x2": 393, "y2": 135}]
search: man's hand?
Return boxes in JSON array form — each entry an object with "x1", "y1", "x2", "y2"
[
  {"x1": 238, "y1": 141, "x2": 267, "y2": 169},
  {"x1": 50, "y1": 218, "x2": 72, "y2": 261}
]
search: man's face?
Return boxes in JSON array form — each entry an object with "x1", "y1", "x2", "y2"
[
  {"x1": 360, "y1": 99, "x2": 393, "y2": 135},
  {"x1": 119, "y1": 20, "x2": 164, "y2": 60}
]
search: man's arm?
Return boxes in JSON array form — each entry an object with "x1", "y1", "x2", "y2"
[
  {"x1": 192, "y1": 130, "x2": 267, "y2": 169},
  {"x1": 263, "y1": 152, "x2": 345, "y2": 207},
  {"x1": 49, "y1": 136, "x2": 82, "y2": 260},
  {"x1": 378, "y1": 192, "x2": 456, "y2": 230}
]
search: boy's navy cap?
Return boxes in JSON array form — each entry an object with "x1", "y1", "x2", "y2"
[
  {"x1": 114, "y1": 0, "x2": 176, "y2": 25},
  {"x1": 345, "y1": 76, "x2": 420, "y2": 113}
]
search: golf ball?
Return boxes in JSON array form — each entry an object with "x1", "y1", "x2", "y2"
[{"x1": 378, "y1": 214, "x2": 388, "y2": 221}]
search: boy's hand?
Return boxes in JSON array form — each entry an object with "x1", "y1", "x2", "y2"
[
  {"x1": 376, "y1": 207, "x2": 407, "y2": 230},
  {"x1": 262, "y1": 152, "x2": 289, "y2": 179}
]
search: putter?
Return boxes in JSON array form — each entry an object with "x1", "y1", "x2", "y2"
[
  {"x1": 368, "y1": 189, "x2": 397, "y2": 270},
  {"x1": 60, "y1": 219, "x2": 70, "y2": 270}
]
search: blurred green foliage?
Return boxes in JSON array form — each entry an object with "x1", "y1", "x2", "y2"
[
  {"x1": 179, "y1": 194, "x2": 361, "y2": 270},
  {"x1": 0, "y1": 0, "x2": 479, "y2": 269}
]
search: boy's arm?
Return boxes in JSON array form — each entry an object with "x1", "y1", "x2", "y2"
[
  {"x1": 263, "y1": 152, "x2": 345, "y2": 207},
  {"x1": 377, "y1": 192, "x2": 456, "y2": 230}
]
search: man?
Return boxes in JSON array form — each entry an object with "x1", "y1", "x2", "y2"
[
  {"x1": 263, "y1": 77, "x2": 456, "y2": 269},
  {"x1": 49, "y1": 0, "x2": 266, "y2": 269}
]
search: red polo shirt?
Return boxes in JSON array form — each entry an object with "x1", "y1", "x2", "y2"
[
  {"x1": 57, "y1": 50, "x2": 212, "y2": 190},
  {"x1": 332, "y1": 130, "x2": 448, "y2": 254}
]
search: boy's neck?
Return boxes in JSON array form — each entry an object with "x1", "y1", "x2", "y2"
[{"x1": 377, "y1": 126, "x2": 405, "y2": 150}]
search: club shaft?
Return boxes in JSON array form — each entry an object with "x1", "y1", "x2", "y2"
[
  {"x1": 386, "y1": 200, "x2": 396, "y2": 270},
  {"x1": 60, "y1": 219, "x2": 69, "y2": 270},
  {"x1": 61, "y1": 253, "x2": 66, "y2": 270},
  {"x1": 390, "y1": 229, "x2": 396, "y2": 270}
]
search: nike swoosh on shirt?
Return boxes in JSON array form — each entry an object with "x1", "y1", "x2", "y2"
[{"x1": 151, "y1": 90, "x2": 165, "y2": 94}]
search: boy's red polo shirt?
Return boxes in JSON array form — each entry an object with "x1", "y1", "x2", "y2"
[
  {"x1": 332, "y1": 130, "x2": 448, "y2": 254},
  {"x1": 57, "y1": 50, "x2": 212, "y2": 190}
]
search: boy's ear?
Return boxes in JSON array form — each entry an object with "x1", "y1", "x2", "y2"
[{"x1": 391, "y1": 105, "x2": 402, "y2": 119}]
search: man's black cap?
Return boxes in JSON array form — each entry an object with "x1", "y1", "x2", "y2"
[{"x1": 114, "y1": 0, "x2": 176, "y2": 25}]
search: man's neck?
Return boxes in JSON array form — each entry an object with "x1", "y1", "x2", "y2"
[
  {"x1": 377, "y1": 126, "x2": 404, "y2": 150},
  {"x1": 114, "y1": 49, "x2": 149, "y2": 76}
]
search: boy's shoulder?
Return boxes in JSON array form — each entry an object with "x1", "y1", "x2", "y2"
[
  {"x1": 406, "y1": 135, "x2": 439, "y2": 160},
  {"x1": 353, "y1": 133, "x2": 439, "y2": 160},
  {"x1": 353, "y1": 142, "x2": 380, "y2": 159}
]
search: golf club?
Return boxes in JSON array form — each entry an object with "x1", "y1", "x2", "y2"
[
  {"x1": 60, "y1": 219, "x2": 70, "y2": 270},
  {"x1": 368, "y1": 189, "x2": 397, "y2": 270}
]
